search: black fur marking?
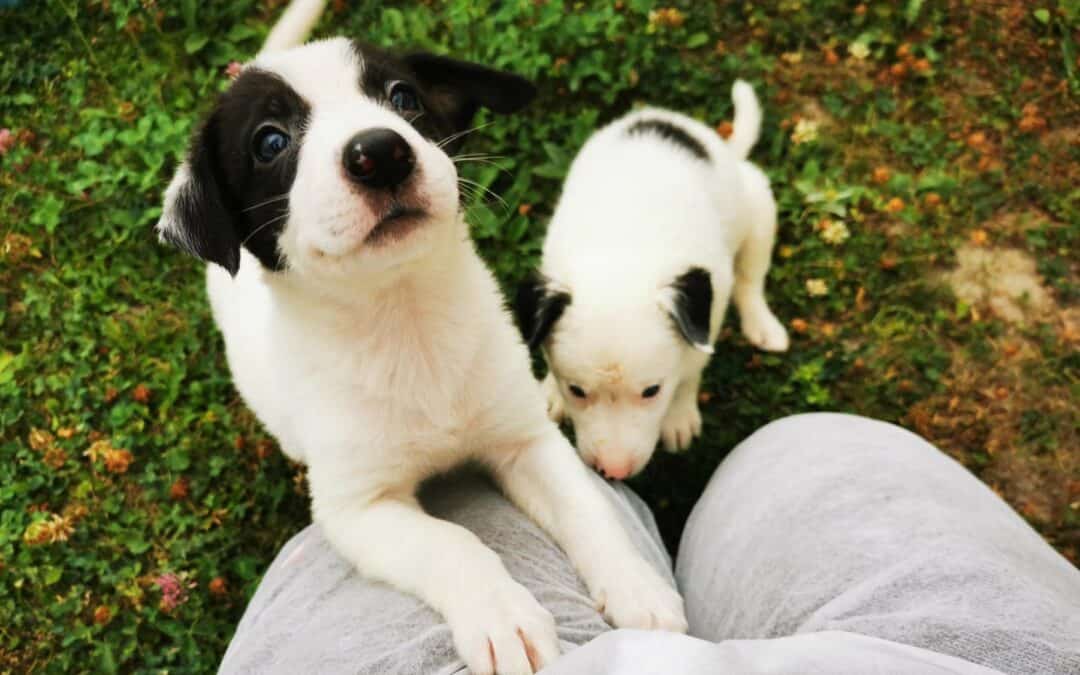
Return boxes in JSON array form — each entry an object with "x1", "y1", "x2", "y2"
[
  {"x1": 515, "y1": 273, "x2": 571, "y2": 350},
  {"x1": 627, "y1": 119, "x2": 709, "y2": 161},
  {"x1": 668, "y1": 267, "x2": 713, "y2": 348},
  {"x1": 166, "y1": 69, "x2": 311, "y2": 274},
  {"x1": 354, "y1": 41, "x2": 536, "y2": 151}
]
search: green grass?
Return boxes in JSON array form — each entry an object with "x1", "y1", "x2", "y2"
[{"x1": 1, "y1": 0, "x2": 1077, "y2": 671}]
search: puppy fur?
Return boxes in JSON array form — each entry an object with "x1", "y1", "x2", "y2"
[
  {"x1": 518, "y1": 82, "x2": 789, "y2": 481},
  {"x1": 156, "y1": 2, "x2": 685, "y2": 673}
]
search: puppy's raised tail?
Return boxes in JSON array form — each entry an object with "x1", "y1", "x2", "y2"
[
  {"x1": 260, "y1": 0, "x2": 326, "y2": 54},
  {"x1": 727, "y1": 80, "x2": 762, "y2": 160}
]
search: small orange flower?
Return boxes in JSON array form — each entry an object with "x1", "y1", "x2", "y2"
[
  {"x1": 885, "y1": 197, "x2": 905, "y2": 213},
  {"x1": 966, "y1": 131, "x2": 988, "y2": 150},
  {"x1": 872, "y1": 166, "x2": 891, "y2": 184},
  {"x1": 93, "y1": 606, "x2": 111, "y2": 625},
  {"x1": 104, "y1": 386, "x2": 119, "y2": 404},
  {"x1": 994, "y1": 386, "x2": 1009, "y2": 401},
  {"x1": 517, "y1": 203, "x2": 533, "y2": 217},
  {"x1": 879, "y1": 255, "x2": 898, "y2": 270},
  {"x1": 104, "y1": 448, "x2": 133, "y2": 474},
  {"x1": 790, "y1": 318, "x2": 809, "y2": 334},
  {"x1": 913, "y1": 58, "x2": 931, "y2": 73},
  {"x1": 923, "y1": 192, "x2": 942, "y2": 208},
  {"x1": 132, "y1": 384, "x2": 151, "y2": 403},
  {"x1": 854, "y1": 4, "x2": 867, "y2": 15},
  {"x1": 57, "y1": 427, "x2": 76, "y2": 439},
  {"x1": 823, "y1": 47, "x2": 839, "y2": 65},
  {"x1": 896, "y1": 43, "x2": 912, "y2": 59},
  {"x1": 890, "y1": 62, "x2": 907, "y2": 78},
  {"x1": 170, "y1": 477, "x2": 190, "y2": 501},
  {"x1": 715, "y1": 120, "x2": 733, "y2": 139},
  {"x1": 969, "y1": 229, "x2": 989, "y2": 246},
  {"x1": 209, "y1": 577, "x2": 229, "y2": 597}
]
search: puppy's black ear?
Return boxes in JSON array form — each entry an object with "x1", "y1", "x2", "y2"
[
  {"x1": 515, "y1": 273, "x2": 571, "y2": 350},
  {"x1": 405, "y1": 52, "x2": 536, "y2": 134},
  {"x1": 664, "y1": 267, "x2": 714, "y2": 354},
  {"x1": 155, "y1": 115, "x2": 241, "y2": 276}
]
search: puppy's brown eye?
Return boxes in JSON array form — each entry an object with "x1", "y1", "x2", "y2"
[
  {"x1": 642, "y1": 385, "x2": 661, "y2": 398},
  {"x1": 568, "y1": 385, "x2": 587, "y2": 399},
  {"x1": 388, "y1": 81, "x2": 421, "y2": 114}
]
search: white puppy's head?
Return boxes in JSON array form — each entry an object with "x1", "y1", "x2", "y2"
[
  {"x1": 157, "y1": 38, "x2": 534, "y2": 290},
  {"x1": 517, "y1": 268, "x2": 714, "y2": 479}
]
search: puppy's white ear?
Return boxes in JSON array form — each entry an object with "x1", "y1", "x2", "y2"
[
  {"x1": 661, "y1": 267, "x2": 714, "y2": 354},
  {"x1": 156, "y1": 118, "x2": 241, "y2": 276},
  {"x1": 514, "y1": 273, "x2": 571, "y2": 350}
]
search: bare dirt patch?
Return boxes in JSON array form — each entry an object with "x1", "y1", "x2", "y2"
[{"x1": 944, "y1": 244, "x2": 1054, "y2": 324}]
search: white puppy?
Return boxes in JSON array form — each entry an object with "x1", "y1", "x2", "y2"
[
  {"x1": 155, "y1": 1, "x2": 685, "y2": 672},
  {"x1": 517, "y1": 83, "x2": 789, "y2": 481}
]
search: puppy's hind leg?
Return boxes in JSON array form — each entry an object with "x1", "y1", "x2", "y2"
[{"x1": 733, "y1": 165, "x2": 789, "y2": 352}]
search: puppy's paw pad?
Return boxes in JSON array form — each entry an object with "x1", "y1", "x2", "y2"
[
  {"x1": 451, "y1": 581, "x2": 559, "y2": 674},
  {"x1": 592, "y1": 562, "x2": 688, "y2": 634},
  {"x1": 742, "y1": 311, "x2": 789, "y2": 352},
  {"x1": 661, "y1": 401, "x2": 702, "y2": 453}
]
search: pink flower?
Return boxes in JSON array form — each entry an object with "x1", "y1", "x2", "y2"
[
  {"x1": 0, "y1": 129, "x2": 15, "y2": 156},
  {"x1": 154, "y1": 573, "x2": 195, "y2": 612},
  {"x1": 225, "y1": 61, "x2": 243, "y2": 79}
]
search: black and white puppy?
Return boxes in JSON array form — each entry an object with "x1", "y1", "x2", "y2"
[
  {"x1": 518, "y1": 83, "x2": 789, "y2": 481},
  {"x1": 156, "y1": 1, "x2": 685, "y2": 673}
]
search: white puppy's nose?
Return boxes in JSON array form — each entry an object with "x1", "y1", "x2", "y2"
[{"x1": 594, "y1": 454, "x2": 634, "y2": 481}]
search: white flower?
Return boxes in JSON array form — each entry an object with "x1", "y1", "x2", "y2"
[
  {"x1": 791, "y1": 119, "x2": 820, "y2": 145},
  {"x1": 849, "y1": 42, "x2": 870, "y2": 60},
  {"x1": 821, "y1": 219, "x2": 851, "y2": 245},
  {"x1": 806, "y1": 278, "x2": 829, "y2": 297}
]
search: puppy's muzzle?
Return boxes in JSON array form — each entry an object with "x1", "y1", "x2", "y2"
[{"x1": 343, "y1": 128, "x2": 415, "y2": 190}]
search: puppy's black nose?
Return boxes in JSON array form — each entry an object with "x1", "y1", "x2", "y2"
[{"x1": 342, "y1": 128, "x2": 415, "y2": 189}]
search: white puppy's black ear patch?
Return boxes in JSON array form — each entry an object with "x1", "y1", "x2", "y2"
[
  {"x1": 403, "y1": 52, "x2": 536, "y2": 139},
  {"x1": 665, "y1": 267, "x2": 713, "y2": 353},
  {"x1": 156, "y1": 134, "x2": 241, "y2": 276},
  {"x1": 514, "y1": 273, "x2": 571, "y2": 350}
]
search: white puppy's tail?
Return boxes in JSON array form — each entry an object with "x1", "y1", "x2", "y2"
[
  {"x1": 259, "y1": 0, "x2": 327, "y2": 54},
  {"x1": 727, "y1": 80, "x2": 762, "y2": 160}
]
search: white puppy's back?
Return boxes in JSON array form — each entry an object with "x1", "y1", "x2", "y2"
[{"x1": 542, "y1": 105, "x2": 749, "y2": 305}]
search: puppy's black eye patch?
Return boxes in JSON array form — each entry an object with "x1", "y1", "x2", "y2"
[
  {"x1": 642, "y1": 385, "x2": 661, "y2": 398},
  {"x1": 569, "y1": 385, "x2": 587, "y2": 399}
]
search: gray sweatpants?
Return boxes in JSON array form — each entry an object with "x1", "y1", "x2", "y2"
[{"x1": 220, "y1": 414, "x2": 1080, "y2": 674}]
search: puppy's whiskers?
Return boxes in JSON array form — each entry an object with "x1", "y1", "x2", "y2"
[
  {"x1": 241, "y1": 193, "x2": 290, "y2": 213},
  {"x1": 436, "y1": 121, "x2": 494, "y2": 149},
  {"x1": 242, "y1": 210, "x2": 290, "y2": 246},
  {"x1": 457, "y1": 177, "x2": 510, "y2": 214}
]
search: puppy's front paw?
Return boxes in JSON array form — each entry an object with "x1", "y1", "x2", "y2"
[
  {"x1": 541, "y1": 373, "x2": 565, "y2": 423},
  {"x1": 660, "y1": 399, "x2": 702, "y2": 453},
  {"x1": 591, "y1": 560, "x2": 688, "y2": 633},
  {"x1": 449, "y1": 580, "x2": 560, "y2": 675},
  {"x1": 741, "y1": 307, "x2": 789, "y2": 352}
]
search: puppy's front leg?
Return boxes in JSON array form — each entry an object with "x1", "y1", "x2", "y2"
[
  {"x1": 660, "y1": 374, "x2": 703, "y2": 453},
  {"x1": 311, "y1": 480, "x2": 559, "y2": 674},
  {"x1": 492, "y1": 431, "x2": 688, "y2": 632}
]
